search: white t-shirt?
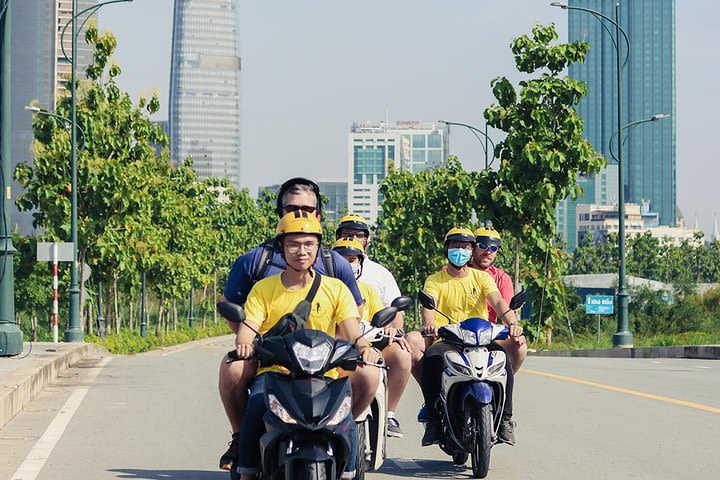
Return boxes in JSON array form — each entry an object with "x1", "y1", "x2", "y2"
[{"x1": 360, "y1": 256, "x2": 402, "y2": 307}]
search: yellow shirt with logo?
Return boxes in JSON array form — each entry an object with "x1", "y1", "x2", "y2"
[
  {"x1": 358, "y1": 281, "x2": 384, "y2": 322},
  {"x1": 244, "y1": 271, "x2": 360, "y2": 377},
  {"x1": 423, "y1": 268, "x2": 499, "y2": 326}
]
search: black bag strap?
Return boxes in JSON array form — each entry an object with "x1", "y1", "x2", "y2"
[
  {"x1": 320, "y1": 246, "x2": 335, "y2": 278},
  {"x1": 304, "y1": 271, "x2": 323, "y2": 304},
  {"x1": 252, "y1": 239, "x2": 277, "y2": 286}
]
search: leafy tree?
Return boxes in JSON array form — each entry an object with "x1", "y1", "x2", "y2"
[{"x1": 478, "y1": 24, "x2": 605, "y2": 341}]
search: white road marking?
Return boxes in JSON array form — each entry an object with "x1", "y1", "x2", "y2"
[
  {"x1": 10, "y1": 356, "x2": 113, "y2": 480},
  {"x1": 695, "y1": 366, "x2": 711, "y2": 369}
]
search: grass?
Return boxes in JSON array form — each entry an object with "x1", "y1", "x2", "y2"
[
  {"x1": 530, "y1": 331, "x2": 720, "y2": 351},
  {"x1": 86, "y1": 322, "x2": 232, "y2": 354}
]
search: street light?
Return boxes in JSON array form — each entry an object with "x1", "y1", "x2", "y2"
[
  {"x1": 61, "y1": 0, "x2": 133, "y2": 342},
  {"x1": 25, "y1": 106, "x2": 87, "y2": 154},
  {"x1": 551, "y1": 1, "x2": 635, "y2": 347},
  {"x1": 439, "y1": 120, "x2": 497, "y2": 170}
]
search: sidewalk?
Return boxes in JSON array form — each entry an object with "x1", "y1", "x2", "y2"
[{"x1": 0, "y1": 341, "x2": 109, "y2": 429}]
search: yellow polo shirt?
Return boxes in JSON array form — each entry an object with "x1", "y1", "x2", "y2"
[
  {"x1": 423, "y1": 268, "x2": 499, "y2": 326},
  {"x1": 358, "y1": 281, "x2": 384, "y2": 322},
  {"x1": 244, "y1": 271, "x2": 360, "y2": 377}
]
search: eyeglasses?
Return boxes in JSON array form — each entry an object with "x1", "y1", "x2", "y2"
[
  {"x1": 283, "y1": 204, "x2": 316, "y2": 214},
  {"x1": 285, "y1": 241, "x2": 319, "y2": 254},
  {"x1": 342, "y1": 232, "x2": 368, "y2": 239},
  {"x1": 477, "y1": 243, "x2": 499, "y2": 252}
]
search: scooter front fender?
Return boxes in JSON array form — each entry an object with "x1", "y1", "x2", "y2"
[{"x1": 460, "y1": 381, "x2": 493, "y2": 405}]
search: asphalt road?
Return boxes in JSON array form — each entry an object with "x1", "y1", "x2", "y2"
[{"x1": 2, "y1": 336, "x2": 719, "y2": 480}]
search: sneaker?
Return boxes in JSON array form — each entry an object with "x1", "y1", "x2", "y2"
[
  {"x1": 387, "y1": 412, "x2": 404, "y2": 438},
  {"x1": 219, "y1": 432, "x2": 239, "y2": 471},
  {"x1": 421, "y1": 420, "x2": 441, "y2": 446},
  {"x1": 497, "y1": 417, "x2": 516, "y2": 446},
  {"x1": 417, "y1": 404, "x2": 429, "y2": 423}
]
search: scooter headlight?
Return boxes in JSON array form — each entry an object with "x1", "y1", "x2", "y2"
[
  {"x1": 292, "y1": 341, "x2": 332, "y2": 374},
  {"x1": 449, "y1": 360, "x2": 472, "y2": 376},
  {"x1": 327, "y1": 394, "x2": 353, "y2": 426},
  {"x1": 268, "y1": 393, "x2": 297, "y2": 424},
  {"x1": 466, "y1": 327, "x2": 492, "y2": 346}
]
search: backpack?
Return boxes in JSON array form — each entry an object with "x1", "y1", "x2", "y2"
[{"x1": 251, "y1": 238, "x2": 335, "y2": 287}]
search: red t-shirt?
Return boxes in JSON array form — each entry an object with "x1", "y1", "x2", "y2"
[{"x1": 483, "y1": 265, "x2": 514, "y2": 323}]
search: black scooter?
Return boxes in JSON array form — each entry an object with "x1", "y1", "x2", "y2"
[{"x1": 217, "y1": 300, "x2": 397, "y2": 480}]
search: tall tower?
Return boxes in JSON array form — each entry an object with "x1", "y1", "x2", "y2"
[
  {"x1": 559, "y1": 0, "x2": 676, "y2": 249},
  {"x1": 169, "y1": 0, "x2": 241, "y2": 187}
]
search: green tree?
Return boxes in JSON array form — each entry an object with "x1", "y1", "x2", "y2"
[
  {"x1": 370, "y1": 158, "x2": 481, "y2": 326},
  {"x1": 479, "y1": 23, "x2": 605, "y2": 342}
]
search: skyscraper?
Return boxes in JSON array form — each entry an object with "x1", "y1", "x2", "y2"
[
  {"x1": 348, "y1": 121, "x2": 449, "y2": 225},
  {"x1": 170, "y1": 0, "x2": 241, "y2": 187},
  {"x1": 10, "y1": 0, "x2": 98, "y2": 234},
  {"x1": 559, "y1": 0, "x2": 676, "y2": 249}
]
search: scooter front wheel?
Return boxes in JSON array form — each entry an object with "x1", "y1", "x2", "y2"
[
  {"x1": 354, "y1": 421, "x2": 368, "y2": 480},
  {"x1": 468, "y1": 402, "x2": 492, "y2": 478},
  {"x1": 294, "y1": 461, "x2": 327, "y2": 480}
]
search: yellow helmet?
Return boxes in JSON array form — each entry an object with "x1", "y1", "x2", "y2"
[
  {"x1": 336, "y1": 213, "x2": 370, "y2": 238},
  {"x1": 444, "y1": 227, "x2": 475, "y2": 245},
  {"x1": 276, "y1": 210, "x2": 323, "y2": 238},
  {"x1": 474, "y1": 227, "x2": 502, "y2": 247},
  {"x1": 332, "y1": 238, "x2": 365, "y2": 257}
]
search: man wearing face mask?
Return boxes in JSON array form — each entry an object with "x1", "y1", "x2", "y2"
[{"x1": 406, "y1": 228, "x2": 523, "y2": 447}]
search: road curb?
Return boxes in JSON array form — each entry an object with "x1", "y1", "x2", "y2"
[
  {"x1": 0, "y1": 342, "x2": 109, "y2": 429},
  {"x1": 529, "y1": 345, "x2": 720, "y2": 360}
]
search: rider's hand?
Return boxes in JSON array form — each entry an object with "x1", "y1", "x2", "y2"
[
  {"x1": 359, "y1": 344, "x2": 381, "y2": 364},
  {"x1": 235, "y1": 343, "x2": 255, "y2": 359},
  {"x1": 383, "y1": 326, "x2": 399, "y2": 342},
  {"x1": 423, "y1": 321, "x2": 437, "y2": 337},
  {"x1": 508, "y1": 323, "x2": 523, "y2": 338}
]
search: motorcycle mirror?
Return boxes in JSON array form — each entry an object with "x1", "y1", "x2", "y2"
[
  {"x1": 509, "y1": 288, "x2": 529, "y2": 311},
  {"x1": 216, "y1": 301, "x2": 245, "y2": 323},
  {"x1": 370, "y1": 306, "x2": 398, "y2": 328},
  {"x1": 390, "y1": 296, "x2": 412, "y2": 312},
  {"x1": 417, "y1": 290, "x2": 436, "y2": 310}
]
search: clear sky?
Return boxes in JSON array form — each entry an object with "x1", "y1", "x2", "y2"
[{"x1": 100, "y1": 0, "x2": 719, "y2": 238}]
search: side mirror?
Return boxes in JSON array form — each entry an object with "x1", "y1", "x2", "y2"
[
  {"x1": 417, "y1": 290, "x2": 436, "y2": 310},
  {"x1": 370, "y1": 306, "x2": 398, "y2": 328},
  {"x1": 390, "y1": 296, "x2": 412, "y2": 312},
  {"x1": 217, "y1": 301, "x2": 245, "y2": 323},
  {"x1": 509, "y1": 289, "x2": 529, "y2": 311}
]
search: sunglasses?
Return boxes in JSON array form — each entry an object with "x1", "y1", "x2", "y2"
[
  {"x1": 343, "y1": 232, "x2": 368, "y2": 239},
  {"x1": 476, "y1": 243, "x2": 499, "y2": 252},
  {"x1": 283, "y1": 204, "x2": 317, "y2": 214}
]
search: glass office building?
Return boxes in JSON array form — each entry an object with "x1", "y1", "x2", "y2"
[
  {"x1": 559, "y1": 0, "x2": 676, "y2": 250},
  {"x1": 170, "y1": 0, "x2": 241, "y2": 187},
  {"x1": 348, "y1": 121, "x2": 449, "y2": 225}
]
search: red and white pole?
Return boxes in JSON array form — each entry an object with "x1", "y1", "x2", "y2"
[{"x1": 53, "y1": 242, "x2": 58, "y2": 343}]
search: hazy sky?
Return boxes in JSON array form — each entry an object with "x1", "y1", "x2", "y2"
[{"x1": 100, "y1": 0, "x2": 719, "y2": 238}]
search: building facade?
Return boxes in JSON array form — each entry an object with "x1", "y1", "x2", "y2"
[
  {"x1": 170, "y1": 0, "x2": 241, "y2": 187},
  {"x1": 347, "y1": 121, "x2": 449, "y2": 225},
  {"x1": 577, "y1": 202, "x2": 699, "y2": 247},
  {"x1": 317, "y1": 179, "x2": 348, "y2": 224},
  {"x1": 559, "y1": 0, "x2": 676, "y2": 249},
  {"x1": 9, "y1": 1, "x2": 98, "y2": 234}
]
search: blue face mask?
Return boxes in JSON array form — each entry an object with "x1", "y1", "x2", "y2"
[{"x1": 447, "y1": 248, "x2": 471, "y2": 268}]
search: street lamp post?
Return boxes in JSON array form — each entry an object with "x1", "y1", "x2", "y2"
[
  {"x1": 0, "y1": 5, "x2": 24, "y2": 356},
  {"x1": 551, "y1": 1, "x2": 636, "y2": 347},
  {"x1": 439, "y1": 120, "x2": 496, "y2": 170},
  {"x1": 61, "y1": 0, "x2": 133, "y2": 342}
]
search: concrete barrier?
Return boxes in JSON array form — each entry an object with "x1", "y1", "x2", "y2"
[
  {"x1": 0, "y1": 342, "x2": 109, "y2": 429},
  {"x1": 529, "y1": 345, "x2": 720, "y2": 360}
]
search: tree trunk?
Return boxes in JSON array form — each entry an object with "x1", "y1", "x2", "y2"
[
  {"x1": 173, "y1": 300, "x2": 178, "y2": 331},
  {"x1": 156, "y1": 295, "x2": 165, "y2": 336},
  {"x1": 32, "y1": 316, "x2": 37, "y2": 342},
  {"x1": 129, "y1": 300, "x2": 134, "y2": 331},
  {"x1": 201, "y1": 284, "x2": 208, "y2": 328},
  {"x1": 87, "y1": 297, "x2": 93, "y2": 336},
  {"x1": 514, "y1": 238, "x2": 521, "y2": 292},
  {"x1": 113, "y1": 275, "x2": 120, "y2": 334},
  {"x1": 213, "y1": 271, "x2": 218, "y2": 324},
  {"x1": 79, "y1": 249, "x2": 87, "y2": 329}
]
